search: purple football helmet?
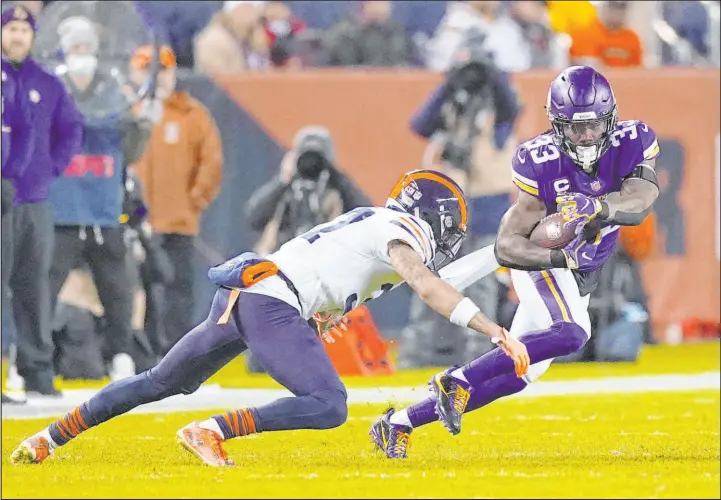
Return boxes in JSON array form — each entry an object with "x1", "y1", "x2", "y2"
[
  {"x1": 386, "y1": 170, "x2": 468, "y2": 270},
  {"x1": 546, "y1": 66, "x2": 618, "y2": 173}
]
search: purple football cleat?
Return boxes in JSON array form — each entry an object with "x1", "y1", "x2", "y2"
[
  {"x1": 430, "y1": 368, "x2": 472, "y2": 436},
  {"x1": 369, "y1": 408, "x2": 412, "y2": 459}
]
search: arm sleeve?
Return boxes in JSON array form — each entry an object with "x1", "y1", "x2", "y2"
[
  {"x1": 50, "y1": 84, "x2": 84, "y2": 176},
  {"x1": 409, "y1": 80, "x2": 452, "y2": 140},
  {"x1": 190, "y1": 108, "x2": 223, "y2": 206},
  {"x1": 245, "y1": 177, "x2": 291, "y2": 231},
  {"x1": 438, "y1": 244, "x2": 499, "y2": 292},
  {"x1": 510, "y1": 146, "x2": 540, "y2": 197}
]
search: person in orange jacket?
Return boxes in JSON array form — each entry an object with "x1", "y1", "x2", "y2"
[{"x1": 129, "y1": 45, "x2": 223, "y2": 350}]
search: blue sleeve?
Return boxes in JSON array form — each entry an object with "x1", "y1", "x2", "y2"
[
  {"x1": 409, "y1": 80, "x2": 452, "y2": 140},
  {"x1": 50, "y1": 83, "x2": 84, "y2": 177},
  {"x1": 490, "y1": 70, "x2": 522, "y2": 150}
]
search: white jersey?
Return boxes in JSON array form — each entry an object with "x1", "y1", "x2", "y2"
[{"x1": 243, "y1": 207, "x2": 437, "y2": 319}]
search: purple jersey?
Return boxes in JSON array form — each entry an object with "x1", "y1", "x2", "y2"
[{"x1": 511, "y1": 119, "x2": 660, "y2": 271}]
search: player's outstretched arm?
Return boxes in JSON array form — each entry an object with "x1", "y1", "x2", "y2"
[
  {"x1": 389, "y1": 240, "x2": 529, "y2": 375},
  {"x1": 388, "y1": 240, "x2": 503, "y2": 337},
  {"x1": 494, "y1": 190, "x2": 567, "y2": 271},
  {"x1": 597, "y1": 159, "x2": 660, "y2": 226}
]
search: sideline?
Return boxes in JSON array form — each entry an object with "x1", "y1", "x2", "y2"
[{"x1": 2, "y1": 372, "x2": 718, "y2": 420}]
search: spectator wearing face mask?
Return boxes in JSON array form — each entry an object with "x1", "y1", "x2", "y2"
[
  {"x1": 129, "y1": 45, "x2": 223, "y2": 351},
  {"x1": 47, "y1": 16, "x2": 154, "y2": 382},
  {"x1": 261, "y1": 1, "x2": 305, "y2": 46},
  {"x1": 1, "y1": 5, "x2": 83, "y2": 398},
  {"x1": 325, "y1": 0, "x2": 417, "y2": 67},
  {"x1": 260, "y1": 1, "x2": 307, "y2": 68}
]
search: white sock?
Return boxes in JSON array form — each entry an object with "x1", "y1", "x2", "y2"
[
  {"x1": 38, "y1": 428, "x2": 58, "y2": 452},
  {"x1": 450, "y1": 368, "x2": 469, "y2": 384},
  {"x1": 198, "y1": 418, "x2": 226, "y2": 440},
  {"x1": 389, "y1": 409, "x2": 413, "y2": 428}
]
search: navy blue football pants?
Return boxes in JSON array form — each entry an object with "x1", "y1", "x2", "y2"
[{"x1": 78, "y1": 288, "x2": 348, "y2": 433}]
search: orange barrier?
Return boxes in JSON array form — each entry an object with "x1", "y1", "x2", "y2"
[
  {"x1": 214, "y1": 69, "x2": 720, "y2": 337},
  {"x1": 322, "y1": 306, "x2": 396, "y2": 376}
]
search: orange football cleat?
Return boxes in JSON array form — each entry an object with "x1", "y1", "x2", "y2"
[
  {"x1": 176, "y1": 421, "x2": 235, "y2": 467},
  {"x1": 10, "y1": 435, "x2": 52, "y2": 465}
]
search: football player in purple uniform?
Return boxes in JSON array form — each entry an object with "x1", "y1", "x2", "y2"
[{"x1": 371, "y1": 65, "x2": 661, "y2": 458}]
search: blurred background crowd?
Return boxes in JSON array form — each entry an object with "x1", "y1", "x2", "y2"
[{"x1": 1, "y1": 0, "x2": 719, "y2": 401}]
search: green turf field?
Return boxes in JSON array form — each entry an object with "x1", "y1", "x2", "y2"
[
  {"x1": 2, "y1": 342, "x2": 719, "y2": 498},
  {"x1": 2, "y1": 390, "x2": 719, "y2": 498},
  {"x1": 16, "y1": 340, "x2": 717, "y2": 392}
]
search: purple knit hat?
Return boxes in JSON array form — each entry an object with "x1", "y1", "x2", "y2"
[{"x1": 1, "y1": 5, "x2": 37, "y2": 31}]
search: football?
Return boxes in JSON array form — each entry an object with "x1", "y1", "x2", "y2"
[{"x1": 529, "y1": 212, "x2": 575, "y2": 249}]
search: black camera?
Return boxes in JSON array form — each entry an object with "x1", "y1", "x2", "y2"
[
  {"x1": 294, "y1": 131, "x2": 334, "y2": 181},
  {"x1": 295, "y1": 150, "x2": 329, "y2": 181},
  {"x1": 439, "y1": 28, "x2": 495, "y2": 173}
]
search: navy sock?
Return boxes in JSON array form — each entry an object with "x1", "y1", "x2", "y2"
[
  {"x1": 212, "y1": 408, "x2": 259, "y2": 439},
  {"x1": 48, "y1": 403, "x2": 96, "y2": 446},
  {"x1": 48, "y1": 372, "x2": 172, "y2": 447}
]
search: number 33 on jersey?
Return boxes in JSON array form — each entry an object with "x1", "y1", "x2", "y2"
[{"x1": 512, "y1": 120, "x2": 659, "y2": 210}]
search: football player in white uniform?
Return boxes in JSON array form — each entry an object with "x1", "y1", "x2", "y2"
[{"x1": 10, "y1": 169, "x2": 529, "y2": 467}]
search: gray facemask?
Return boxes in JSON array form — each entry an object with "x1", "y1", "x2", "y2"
[{"x1": 66, "y1": 54, "x2": 97, "y2": 76}]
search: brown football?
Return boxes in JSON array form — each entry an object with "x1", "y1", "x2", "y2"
[{"x1": 529, "y1": 212, "x2": 575, "y2": 249}]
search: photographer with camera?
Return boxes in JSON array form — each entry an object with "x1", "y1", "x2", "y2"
[
  {"x1": 245, "y1": 126, "x2": 370, "y2": 373},
  {"x1": 246, "y1": 126, "x2": 370, "y2": 255},
  {"x1": 398, "y1": 28, "x2": 522, "y2": 368}
]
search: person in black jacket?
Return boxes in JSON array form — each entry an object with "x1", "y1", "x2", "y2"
[
  {"x1": 244, "y1": 125, "x2": 370, "y2": 373},
  {"x1": 245, "y1": 126, "x2": 371, "y2": 255}
]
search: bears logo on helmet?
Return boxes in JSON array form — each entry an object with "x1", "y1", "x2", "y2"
[{"x1": 386, "y1": 170, "x2": 469, "y2": 270}]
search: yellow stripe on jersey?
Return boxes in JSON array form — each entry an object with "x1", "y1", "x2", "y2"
[
  {"x1": 644, "y1": 144, "x2": 660, "y2": 160},
  {"x1": 541, "y1": 271, "x2": 570, "y2": 322},
  {"x1": 643, "y1": 139, "x2": 660, "y2": 160},
  {"x1": 513, "y1": 177, "x2": 539, "y2": 196}
]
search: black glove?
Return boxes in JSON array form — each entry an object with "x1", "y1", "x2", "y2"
[{"x1": 1, "y1": 178, "x2": 15, "y2": 216}]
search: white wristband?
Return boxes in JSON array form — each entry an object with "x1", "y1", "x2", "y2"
[{"x1": 449, "y1": 297, "x2": 480, "y2": 328}]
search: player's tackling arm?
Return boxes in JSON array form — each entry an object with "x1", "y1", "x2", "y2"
[
  {"x1": 598, "y1": 159, "x2": 660, "y2": 226},
  {"x1": 388, "y1": 241, "x2": 502, "y2": 339},
  {"x1": 389, "y1": 240, "x2": 530, "y2": 375},
  {"x1": 494, "y1": 190, "x2": 567, "y2": 271}
]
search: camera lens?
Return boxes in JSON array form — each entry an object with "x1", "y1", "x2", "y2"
[{"x1": 296, "y1": 151, "x2": 326, "y2": 180}]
